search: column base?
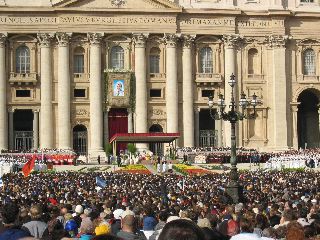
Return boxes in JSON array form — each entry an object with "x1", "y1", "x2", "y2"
[{"x1": 88, "y1": 149, "x2": 106, "y2": 163}]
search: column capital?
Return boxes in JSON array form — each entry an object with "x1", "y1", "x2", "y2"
[
  {"x1": 264, "y1": 35, "x2": 292, "y2": 48},
  {"x1": 132, "y1": 33, "x2": 148, "y2": 48},
  {"x1": 55, "y1": 32, "x2": 72, "y2": 47},
  {"x1": 164, "y1": 33, "x2": 179, "y2": 48},
  {"x1": 88, "y1": 32, "x2": 104, "y2": 45},
  {"x1": 182, "y1": 34, "x2": 196, "y2": 49},
  {"x1": 222, "y1": 34, "x2": 244, "y2": 49},
  {"x1": 32, "y1": 108, "x2": 40, "y2": 113},
  {"x1": 0, "y1": 32, "x2": 7, "y2": 48},
  {"x1": 290, "y1": 102, "x2": 300, "y2": 112},
  {"x1": 7, "y1": 106, "x2": 15, "y2": 113},
  {"x1": 37, "y1": 33, "x2": 55, "y2": 47}
]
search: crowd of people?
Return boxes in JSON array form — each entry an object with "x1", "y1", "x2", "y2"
[{"x1": 0, "y1": 170, "x2": 319, "y2": 239}]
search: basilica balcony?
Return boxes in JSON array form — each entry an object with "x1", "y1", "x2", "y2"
[
  {"x1": 195, "y1": 73, "x2": 222, "y2": 86},
  {"x1": 9, "y1": 72, "x2": 37, "y2": 86},
  {"x1": 73, "y1": 73, "x2": 90, "y2": 82},
  {"x1": 244, "y1": 74, "x2": 265, "y2": 83},
  {"x1": 149, "y1": 73, "x2": 166, "y2": 82},
  {"x1": 297, "y1": 75, "x2": 320, "y2": 83}
]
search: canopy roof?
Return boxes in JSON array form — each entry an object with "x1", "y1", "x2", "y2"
[{"x1": 109, "y1": 133, "x2": 180, "y2": 143}]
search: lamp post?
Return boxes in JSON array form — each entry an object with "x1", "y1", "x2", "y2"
[{"x1": 208, "y1": 73, "x2": 260, "y2": 203}]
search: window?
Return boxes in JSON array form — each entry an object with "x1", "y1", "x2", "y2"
[
  {"x1": 301, "y1": 0, "x2": 314, "y2": 2},
  {"x1": 16, "y1": 46, "x2": 30, "y2": 73},
  {"x1": 248, "y1": 48, "x2": 259, "y2": 75},
  {"x1": 74, "y1": 47, "x2": 85, "y2": 74},
  {"x1": 110, "y1": 46, "x2": 124, "y2": 69},
  {"x1": 201, "y1": 90, "x2": 214, "y2": 98},
  {"x1": 150, "y1": 89, "x2": 161, "y2": 98},
  {"x1": 16, "y1": 90, "x2": 31, "y2": 97},
  {"x1": 199, "y1": 47, "x2": 213, "y2": 73},
  {"x1": 149, "y1": 47, "x2": 160, "y2": 73},
  {"x1": 74, "y1": 89, "x2": 86, "y2": 98},
  {"x1": 304, "y1": 49, "x2": 315, "y2": 75}
]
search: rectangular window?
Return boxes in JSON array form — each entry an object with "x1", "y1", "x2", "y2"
[
  {"x1": 202, "y1": 90, "x2": 214, "y2": 98},
  {"x1": 301, "y1": 0, "x2": 314, "y2": 2},
  {"x1": 74, "y1": 89, "x2": 86, "y2": 98},
  {"x1": 149, "y1": 55, "x2": 160, "y2": 73},
  {"x1": 16, "y1": 90, "x2": 31, "y2": 97},
  {"x1": 150, "y1": 89, "x2": 161, "y2": 98},
  {"x1": 74, "y1": 55, "x2": 84, "y2": 73}
]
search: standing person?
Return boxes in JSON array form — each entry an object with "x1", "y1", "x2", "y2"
[
  {"x1": 162, "y1": 161, "x2": 167, "y2": 174},
  {"x1": 97, "y1": 155, "x2": 101, "y2": 165},
  {"x1": 117, "y1": 155, "x2": 121, "y2": 167},
  {"x1": 22, "y1": 205, "x2": 49, "y2": 239}
]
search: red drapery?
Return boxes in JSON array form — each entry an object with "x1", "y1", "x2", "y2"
[{"x1": 108, "y1": 108, "x2": 128, "y2": 153}]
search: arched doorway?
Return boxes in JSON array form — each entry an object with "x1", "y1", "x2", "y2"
[
  {"x1": 298, "y1": 89, "x2": 320, "y2": 148},
  {"x1": 14, "y1": 109, "x2": 33, "y2": 151},
  {"x1": 73, "y1": 125, "x2": 88, "y2": 155},
  {"x1": 149, "y1": 124, "x2": 163, "y2": 155}
]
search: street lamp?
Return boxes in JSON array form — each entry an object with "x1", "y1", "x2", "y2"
[{"x1": 208, "y1": 73, "x2": 260, "y2": 203}]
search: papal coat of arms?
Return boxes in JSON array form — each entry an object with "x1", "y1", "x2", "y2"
[{"x1": 110, "y1": 0, "x2": 126, "y2": 7}]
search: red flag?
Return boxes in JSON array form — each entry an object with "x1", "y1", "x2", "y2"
[{"x1": 22, "y1": 155, "x2": 36, "y2": 177}]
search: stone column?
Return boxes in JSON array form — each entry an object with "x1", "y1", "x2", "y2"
[
  {"x1": 38, "y1": 33, "x2": 54, "y2": 149},
  {"x1": 165, "y1": 34, "x2": 179, "y2": 134},
  {"x1": 194, "y1": 108, "x2": 200, "y2": 147},
  {"x1": 33, "y1": 109, "x2": 39, "y2": 150},
  {"x1": 267, "y1": 35, "x2": 290, "y2": 150},
  {"x1": 222, "y1": 35, "x2": 242, "y2": 147},
  {"x1": 291, "y1": 103, "x2": 300, "y2": 149},
  {"x1": 182, "y1": 35, "x2": 195, "y2": 147},
  {"x1": 8, "y1": 109, "x2": 14, "y2": 150},
  {"x1": 88, "y1": 33, "x2": 105, "y2": 159},
  {"x1": 127, "y1": 108, "x2": 133, "y2": 133},
  {"x1": 56, "y1": 33, "x2": 72, "y2": 149},
  {"x1": 0, "y1": 33, "x2": 7, "y2": 151},
  {"x1": 133, "y1": 34, "x2": 148, "y2": 149}
]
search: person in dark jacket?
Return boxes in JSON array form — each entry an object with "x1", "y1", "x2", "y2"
[{"x1": 0, "y1": 202, "x2": 31, "y2": 240}]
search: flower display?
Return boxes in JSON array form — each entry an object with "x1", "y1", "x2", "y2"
[
  {"x1": 173, "y1": 164, "x2": 210, "y2": 175},
  {"x1": 116, "y1": 164, "x2": 151, "y2": 174}
]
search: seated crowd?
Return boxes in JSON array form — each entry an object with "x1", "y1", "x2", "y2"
[{"x1": 0, "y1": 170, "x2": 319, "y2": 239}]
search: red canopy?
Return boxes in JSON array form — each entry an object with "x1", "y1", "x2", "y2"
[{"x1": 109, "y1": 133, "x2": 180, "y2": 144}]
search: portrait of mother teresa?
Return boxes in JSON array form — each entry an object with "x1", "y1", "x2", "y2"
[{"x1": 113, "y1": 80, "x2": 125, "y2": 97}]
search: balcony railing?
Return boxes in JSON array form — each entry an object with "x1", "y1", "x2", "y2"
[
  {"x1": 195, "y1": 73, "x2": 222, "y2": 84},
  {"x1": 9, "y1": 72, "x2": 37, "y2": 85},
  {"x1": 149, "y1": 73, "x2": 166, "y2": 79},
  {"x1": 73, "y1": 73, "x2": 90, "y2": 81}
]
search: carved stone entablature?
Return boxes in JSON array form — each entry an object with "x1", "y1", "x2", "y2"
[
  {"x1": 164, "y1": 33, "x2": 179, "y2": 48},
  {"x1": 0, "y1": 32, "x2": 7, "y2": 48},
  {"x1": 148, "y1": 119, "x2": 166, "y2": 129},
  {"x1": 149, "y1": 109, "x2": 166, "y2": 116},
  {"x1": 222, "y1": 34, "x2": 244, "y2": 49},
  {"x1": 182, "y1": 34, "x2": 196, "y2": 49},
  {"x1": 264, "y1": 35, "x2": 292, "y2": 48},
  {"x1": 132, "y1": 33, "x2": 148, "y2": 48},
  {"x1": 73, "y1": 109, "x2": 89, "y2": 117},
  {"x1": 195, "y1": 73, "x2": 222, "y2": 86},
  {"x1": 110, "y1": 0, "x2": 126, "y2": 7},
  {"x1": 72, "y1": 119, "x2": 89, "y2": 128},
  {"x1": 37, "y1": 33, "x2": 55, "y2": 47},
  {"x1": 87, "y1": 32, "x2": 104, "y2": 45}
]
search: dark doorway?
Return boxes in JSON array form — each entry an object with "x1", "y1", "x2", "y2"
[
  {"x1": 13, "y1": 109, "x2": 33, "y2": 151},
  {"x1": 73, "y1": 125, "x2": 88, "y2": 155},
  {"x1": 199, "y1": 109, "x2": 217, "y2": 147},
  {"x1": 149, "y1": 124, "x2": 163, "y2": 155},
  {"x1": 298, "y1": 89, "x2": 320, "y2": 148},
  {"x1": 108, "y1": 108, "x2": 128, "y2": 153}
]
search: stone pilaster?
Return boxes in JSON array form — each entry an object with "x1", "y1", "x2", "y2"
[
  {"x1": 38, "y1": 33, "x2": 54, "y2": 149},
  {"x1": 56, "y1": 33, "x2": 72, "y2": 149},
  {"x1": 88, "y1": 33, "x2": 105, "y2": 159},
  {"x1": 133, "y1": 33, "x2": 148, "y2": 149},
  {"x1": 182, "y1": 35, "x2": 195, "y2": 147},
  {"x1": 103, "y1": 108, "x2": 110, "y2": 148},
  {"x1": 194, "y1": 107, "x2": 200, "y2": 147},
  {"x1": 266, "y1": 35, "x2": 290, "y2": 150},
  {"x1": 8, "y1": 108, "x2": 14, "y2": 150},
  {"x1": 32, "y1": 109, "x2": 39, "y2": 150},
  {"x1": 165, "y1": 34, "x2": 179, "y2": 135},
  {"x1": 0, "y1": 33, "x2": 7, "y2": 151}
]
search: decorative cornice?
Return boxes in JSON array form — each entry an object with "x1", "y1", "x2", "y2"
[
  {"x1": 182, "y1": 34, "x2": 196, "y2": 49},
  {"x1": 164, "y1": 33, "x2": 179, "y2": 48},
  {"x1": 132, "y1": 33, "x2": 149, "y2": 48},
  {"x1": 0, "y1": 32, "x2": 7, "y2": 48},
  {"x1": 56, "y1": 32, "x2": 72, "y2": 47},
  {"x1": 297, "y1": 38, "x2": 320, "y2": 46},
  {"x1": 87, "y1": 32, "x2": 104, "y2": 45},
  {"x1": 264, "y1": 35, "x2": 292, "y2": 48},
  {"x1": 222, "y1": 34, "x2": 244, "y2": 48}
]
